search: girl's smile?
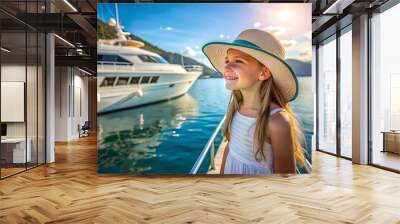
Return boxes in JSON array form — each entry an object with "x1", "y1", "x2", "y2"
[
  {"x1": 223, "y1": 71, "x2": 239, "y2": 88},
  {"x1": 224, "y1": 70, "x2": 239, "y2": 86},
  {"x1": 224, "y1": 73, "x2": 238, "y2": 80}
]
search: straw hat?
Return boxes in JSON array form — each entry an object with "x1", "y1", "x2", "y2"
[{"x1": 202, "y1": 29, "x2": 298, "y2": 102}]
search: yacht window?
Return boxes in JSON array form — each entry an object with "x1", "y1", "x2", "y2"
[
  {"x1": 98, "y1": 54, "x2": 133, "y2": 65},
  {"x1": 116, "y1": 77, "x2": 129, "y2": 85},
  {"x1": 100, "y1": 77, "x2": 116, "y2": 87},
  {"x1": 138, "y1": 55, "x2": 168, "y2": 64},
  {"x1": 117, "y1": 56, "x2": 132, "y2": 64},
  {"x1": 150, "y1": 76, "x2": 159, "y2": 83},
  {"x1": 138, "y1": 55, "x2": 157, "y2": 63},
  {"x1": 130, "y1": 77, "x2": 141, "y2": 85},
  {"x1": 152, "y1": 56, "x2": 168, "y2": 64},
  {"x1": 140, "y1": 76, "x2": 151, "y2": 84}
]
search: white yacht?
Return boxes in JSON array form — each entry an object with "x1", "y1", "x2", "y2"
[{"x1": 97, "y1": 14, "x2": 203, "y2": 114}]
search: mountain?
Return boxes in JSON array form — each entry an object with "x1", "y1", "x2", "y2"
[
  {"x1": 285, "y1": 59, "x2": 311, "y2": 77},
  {"x1": 97, "y1": 20, "x2": 217, "y2": 78},
  {"x1": 97, "y1": 20, "x2": 117, "y2": 39}
]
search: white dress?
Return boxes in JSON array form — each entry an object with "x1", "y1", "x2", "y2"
[{"x1": 223, "y1": 107, "x2": 285, "y2": 174}]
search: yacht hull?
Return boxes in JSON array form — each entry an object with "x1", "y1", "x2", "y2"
[{"x1": 97, "y1": 71, "x2": 201, "y2": 114}]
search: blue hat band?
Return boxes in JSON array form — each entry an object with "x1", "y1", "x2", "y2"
[{"x1": 231, "y1": 39, "x2": 261, "y2": 50}]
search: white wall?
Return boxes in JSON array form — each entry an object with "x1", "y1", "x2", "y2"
[
  {"x1": 71, "y1": 72, "x2": 89, "y2": 138},
  {"x1": 1, "y1": 63, "x2": 46, "y2": 164},
  {"x1": 54, "y1": 66, "x2": 89, "y2": 141},
  {"x1": 55, "y1": 66, "x2": 69, "y2": 141},
  {"x1": 1, "y1": 65, "x2": 29, "y2": 138}
]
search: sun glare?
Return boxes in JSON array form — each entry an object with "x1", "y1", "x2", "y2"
[{"x1": 278, "y1": 9, "x2": 295, "y2": 23}]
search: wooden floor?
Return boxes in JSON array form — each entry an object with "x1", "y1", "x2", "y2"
[
  {"x1": 1, "y1": 163, "x2": 45, "y2": 178},
  {"x1": 1, "y1": 135, "x2": 400, "y2": 223},
  {"x1": 0, "y1": 167, "x2": 26, "y2": 178}
]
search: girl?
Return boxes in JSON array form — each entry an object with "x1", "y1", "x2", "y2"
[{"x1": 202, "y1": 29, "x2": 306, "y2": 174}]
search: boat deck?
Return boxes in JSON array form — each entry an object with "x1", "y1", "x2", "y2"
[{"x1": 207, "y1": 140, "x2": 228, "y2": 174}]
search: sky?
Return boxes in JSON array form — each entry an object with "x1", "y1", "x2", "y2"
[{"x1": 97, "y1": 3, "x2": 312, "y2": 68}]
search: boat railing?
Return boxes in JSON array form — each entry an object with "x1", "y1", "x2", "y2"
[
  {"x1": 190, "y1": 116, "x2": 313, "y2": 175},
  {"x1": 297, "y1": 157, "x2": 312, "y2": 174},
  {"x1": 190, "y1": 116, "x2": 226, "y2": 174},
  {"x1": 97, "y1": 61, "x2": 133, "y2": 71}
]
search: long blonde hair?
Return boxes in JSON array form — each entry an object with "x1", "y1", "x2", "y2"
[{"x1": 223, "y1": 72, "x2": 306, "y2": 167}]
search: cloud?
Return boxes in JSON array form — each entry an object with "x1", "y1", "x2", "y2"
[
  {"x1": 182, "y1": 46, "x2": 197, "y2": 57},
  {"x1": 160, "y1": 26, "x2": 173, "y2": 31},
  {"x1": 284, "y1": 40, "x2": 311, "y2": 61},
  {"x1": 298, "y1": 49, "x2": 311, "y2": 61},
  {"x1": 281, "y1": 39, "x2": 297, "y2": 49},
  {"x1": 218, "y1": 33, "x2": 231, "y2": 39},
  {"x1": 263, "y1": 26, "x2": 286, "y2": 36},
  {"x1": 253, "y1": 22, "x2": 261, "y2": 28}
]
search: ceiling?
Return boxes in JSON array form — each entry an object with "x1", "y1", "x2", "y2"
[
  {"x1": 0, "y1": 0, "x2": 96, "y2": 74},
  {"x1": 310, "y1": 0, "x2": 390, "y2": 44}
]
